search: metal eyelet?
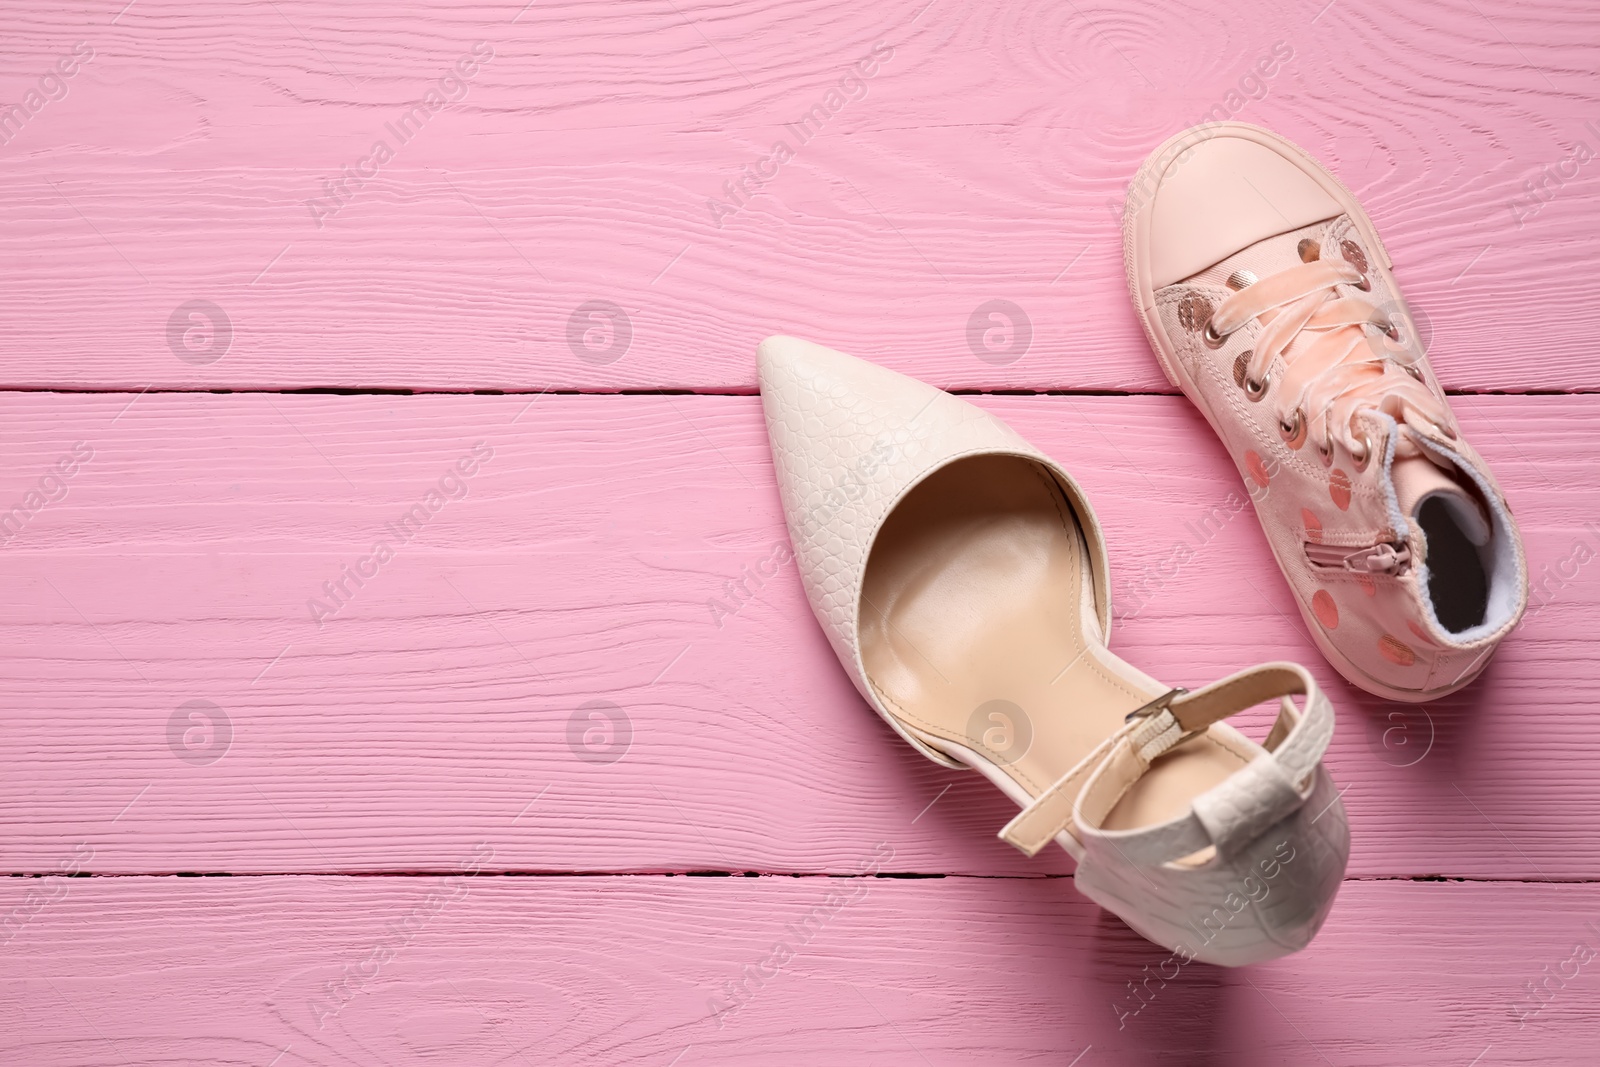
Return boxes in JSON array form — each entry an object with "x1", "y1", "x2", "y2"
[
  {"x1": 1400, "y1": 360, "x2": 1425, "y2": 382},
  {"x1": 1316, "y1": 439, "x2": 1334, "y2": 467},
  {"x1": 1203, "y1": 321, "x2": 1228, "y2": 349},
  {"x1": 1278, "y1": 408, "x2": 1307, "y2": 449},
  {"x1": 1354, "y1": 274, "x2": 1372, "y2": 292},
  {"x1": 1363, "y1": 318, "x2": 1402, "y2": 354},
  {"x1": 1351, "y1": 432, "x2": 1375, "y2": 472},
  {"x1": 1243, "y1": 372, "x2": 1270, "y2": 401}
]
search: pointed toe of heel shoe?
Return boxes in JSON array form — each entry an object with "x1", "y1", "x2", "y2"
[{"x1": 757, "y1": 334, "x2": 1349, "y2": 965}]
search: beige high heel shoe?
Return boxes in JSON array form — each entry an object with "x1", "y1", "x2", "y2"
[{"x1": 758, "y1": 334, "x2": 1349, "y2": 965}]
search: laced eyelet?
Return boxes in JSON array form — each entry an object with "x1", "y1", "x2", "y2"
[
  {"x1": 1243, "y1": 372, "x2": 1270, "y2": 401},
  {"x1": 1354, "y1": 274, "x2": 1372, "y2": 292},
  {"x1": 1351, "y1": 432, "x2": 1375, "y2": 472},
  {"x1": 1383, "y1": 318, "x2": 1402, "y2": 343},
  {"x1": 1400, "y1": 360, "x2": 1425, "y2": 382},
  {"x1": 1203, "y1": 321, "x2": 1229, "y2": 349},
  {"x1": 1316, "y1": 439, "x2": 1334, "y2": 467},
  {"x1": 1278, "y1": 408, "x2": 1307, "y2": 449}
]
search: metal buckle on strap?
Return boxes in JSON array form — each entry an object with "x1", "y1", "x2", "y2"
[{"x1": 1123, "y1": 687, "x2": 1203, "y2": 749}]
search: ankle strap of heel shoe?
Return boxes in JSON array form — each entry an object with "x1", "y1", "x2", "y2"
[{"x1": 999, "y1": 662, "x2": 1333, "y2": 860}]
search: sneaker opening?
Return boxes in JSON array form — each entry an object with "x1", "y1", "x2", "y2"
[{"x1": 1418, "y1": 495, "x2": 1488, "y2": 632}]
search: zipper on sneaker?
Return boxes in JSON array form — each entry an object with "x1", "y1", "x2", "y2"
[{"x1": 1304, "y1": 540, "x2": 1411, "y2": 574}]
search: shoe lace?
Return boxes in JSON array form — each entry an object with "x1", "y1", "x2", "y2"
[{"x1": 1204, "y1": 248, "x2": 1455, "y2": 470}]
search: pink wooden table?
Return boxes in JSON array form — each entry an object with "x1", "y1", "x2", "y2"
[{"x1": 3, "y1": 1, "x2": 1598, "y2": 1063}]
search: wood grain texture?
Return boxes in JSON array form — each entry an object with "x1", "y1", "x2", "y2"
[
  {"x1": 0, "y1": 876, "x2": 1593, "y2": 1065},
  {"x1": 0, "y1": 0, "x2": 1596, "y2": 390},
  {"x1": 6, "y1": 0, "x2": 1599, "y2": 1058},
  {"x1": 1, "y1": 391, "x2": 1594, "y2": 877}
]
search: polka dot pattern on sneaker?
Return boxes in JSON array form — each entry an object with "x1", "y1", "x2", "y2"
[
  {"x1": 1378, "y1": 634, "x2": 1416, "y2": 666},
  {"x1": 1312, "y1": 590, "x2": 1339, "y2": 629},
  {"x1": 1245, "y1": 450, "x2": 1271, "y2": 488},
  {"x1": 1329, "y1": 469, "x2": 1352, "y2": 510},
  {"x1": 1302, "y1": 508, "x2": 1322, "y2": 542}
]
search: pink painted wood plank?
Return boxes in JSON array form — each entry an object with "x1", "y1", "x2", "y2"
[
  {"x1": 1, "y1": 1, "x2": 1596, "y2": 390},
  {"x1": 0, "y1": 391, "x2": 1594, "y2": 877},
  {"x1": 0, "y1": 876, "x2": 1593, "y2": 1064}
]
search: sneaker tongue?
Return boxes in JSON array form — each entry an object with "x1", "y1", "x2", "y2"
[{"x1": 1391, "y1": 453, "x2": 1490, "y2": 546}]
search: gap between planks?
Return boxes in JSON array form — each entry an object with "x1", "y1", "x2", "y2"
[{"x1": 0, "y1": 387, "x2": 1596, "y2": 397}]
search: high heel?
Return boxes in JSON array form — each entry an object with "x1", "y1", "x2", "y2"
[{"x1": 758, "y1": 334, "x2": 1349, "y2": 965}]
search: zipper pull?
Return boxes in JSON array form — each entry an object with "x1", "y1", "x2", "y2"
[{"x1": 1304, "y1": 541, "x2": 1411, "y2": 574}]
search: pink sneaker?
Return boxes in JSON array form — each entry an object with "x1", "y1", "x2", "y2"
[{"x1": 1122, "y1": 123, "x2": 1528, "y2": 702}]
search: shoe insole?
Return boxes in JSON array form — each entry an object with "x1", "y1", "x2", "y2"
[
  {"x1": 859, "y1": 454, "x2": 1247, "y2": 837},
  {"x1": 1418, "y1": 496, "x2": 1489, "y2": 632}
]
